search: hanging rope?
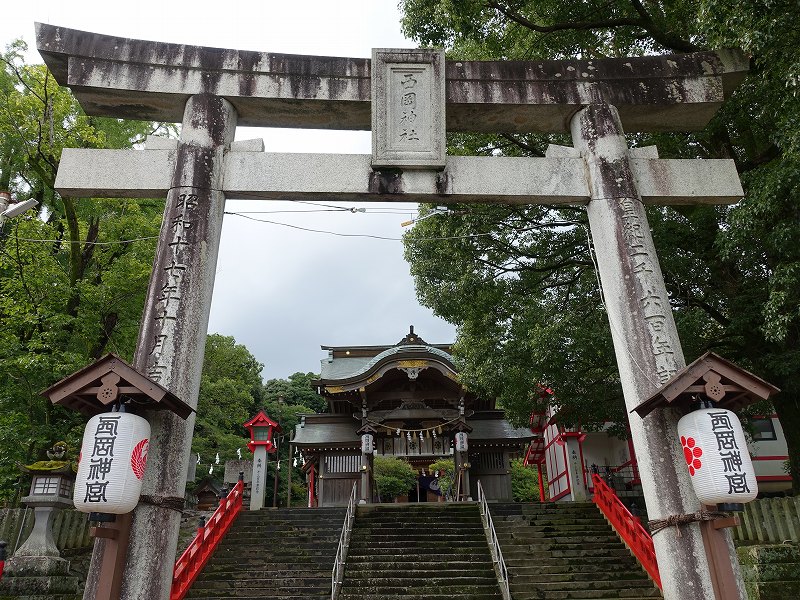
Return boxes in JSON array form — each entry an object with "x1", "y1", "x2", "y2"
[
  {"x1": 363, "y1": 416, "x2": 462, "y2": 435},
  {"x1": 648, "y1": 510, "x2": 729, "y2": 536}
]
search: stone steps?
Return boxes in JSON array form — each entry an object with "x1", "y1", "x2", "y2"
[
  {"x1": 491, "y1": 502, "x2": 662, "y2": 600},
  {"x1": 183, "y1": 501, "x2": 662, "y2": 600},
  {"x1": 184, "y1": 506, "x2": 346, "y2": 600},
  {"x1": 338, "y1": 503, "x2": 502, "y2": 600}
]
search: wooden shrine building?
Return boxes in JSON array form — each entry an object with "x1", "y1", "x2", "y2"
[{"x1": 293, "y1": 328, "x2": 532, "y2": 506}]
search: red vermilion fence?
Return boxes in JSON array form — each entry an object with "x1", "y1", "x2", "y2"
[
  {"x1": 0, "y1": 539, "x2": 7, "y2": 580},
  {"x1": 591, "y1": 473, "x2": 662, "y2": 589},
  {"x1": 171, "y1": 476, "x2": 244, "y2": 600}
]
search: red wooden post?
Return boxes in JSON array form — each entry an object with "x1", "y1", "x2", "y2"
[
  {"x1": 308, "y1": 464, "x2": 316, "y2": 508},
  {"x1": 0, "y1": 540, "x2": 7, "y2": 580},
  {"x1": 537, "y1": 464, "x2": 545, "y2": 502}
]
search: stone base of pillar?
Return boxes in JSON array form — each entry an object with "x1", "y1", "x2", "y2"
[
  {"x1": 4, "y1": 555, "x2": 70, "y2": 576},
  {"x1": 0, "y1": 556, "x2": 80, "y2": 596},
  {"x1": 0, "y1": 574, "x2": 80, "y2": 596}
]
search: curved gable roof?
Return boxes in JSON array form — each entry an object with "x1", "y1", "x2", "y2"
[{"x1": 317, "y1": 344, "x2": 458, "y2": 392}]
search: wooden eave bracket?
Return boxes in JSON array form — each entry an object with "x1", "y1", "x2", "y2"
[
  {"x1": 632, "y1": 352, "x2": 780, "y2": 418},
  {"x1": 40, "y1": 353, "x2": 193, "y2": 419},
  {"x1": 356, "y1": 423, "x2": 378, "y2": 435}
]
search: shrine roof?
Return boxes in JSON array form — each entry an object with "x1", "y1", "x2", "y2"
[
  {"x1": 293, "y1": 417, "x2": 360, "y2": 448},
  {"x1": 318, "y1": 326, "x2": 455, "y2": 384},
  {"x1": 292, "y1": 412, "x2": 531, "y2": 447},
  {"x1": 468, "y1": 412, "x2": 534, "y2": 443},
  {"x1": 320, "y1": 344, "x2": 454, "y2": 381}
]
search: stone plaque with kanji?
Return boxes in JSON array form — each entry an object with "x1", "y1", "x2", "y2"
[{"x1": 371, "y1": 48, "x2": 445, "y2": 169}]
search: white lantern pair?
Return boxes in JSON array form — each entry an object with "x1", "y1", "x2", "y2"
[
  {"x1": 74, "y1": 412, "x2": 150, "y2": 514},
  {"x1": 677, "y1": 407, "x2": 757, "y2": 507}
]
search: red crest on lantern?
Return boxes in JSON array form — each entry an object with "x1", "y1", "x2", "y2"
[{"x1": 677, "y1": 407, "x2": 757, "y2": 506}]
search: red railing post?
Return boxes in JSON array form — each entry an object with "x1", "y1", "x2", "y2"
[
  {"x1": 171, "y1": 473, "x2": 245, "y2": 600},
  {"x1": 0, "y1": 540, "x2": 7, "y2": 580},
  {"x1": 591, "y1": 473, "x2": 662, "y2": 589}
]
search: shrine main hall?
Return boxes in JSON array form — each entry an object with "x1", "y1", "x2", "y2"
[{"x1": 293, "y1": 328, "x2": 532, "y2": 506}]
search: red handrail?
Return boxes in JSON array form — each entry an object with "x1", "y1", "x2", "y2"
[
  {"x1": 591, "y1": 473, "x2": 662, "y2": 589},
  {"x1": 171, "y1": 476, "x2": 244, "y2": 600}
]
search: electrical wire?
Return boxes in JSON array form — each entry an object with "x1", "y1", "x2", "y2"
[
  {"x1": 233, "y1": 208, "x2": 414, "y2": 215},
  {"x1": 3, "y1": 209, "x2": 488, "y2": 246},
  {"x1": 224, "y1": 211, "x2": 498, "y2": 242},
  {"x1": 7, "y1": 235, "x2": 160, "y2": 246}
]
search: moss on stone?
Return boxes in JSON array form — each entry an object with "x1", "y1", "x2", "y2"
[{"x1": 21, "y1": 461, "x2": 74, "y2": 473}]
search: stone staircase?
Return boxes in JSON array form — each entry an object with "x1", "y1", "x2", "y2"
[
  {"x1": 185, "y1": 506, "x2": 346, "y2": 600},
  {"x1": 338, "y1": 503, "x2": 503, "y2": 600},
  {"x1": 491, "y1": 502, "x2": 662, "y2": 600}
]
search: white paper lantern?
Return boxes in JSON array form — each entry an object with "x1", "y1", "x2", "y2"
[
  {"x1": 677, "y1": 407, "x2": 757, "y2": 506},
  {"x1": 455, "y1": 432, "x2": 468, "y2": 452},
  {"x1": 74, "y1": 412, "x2": 151, "y2": 514},
  {"x1": 361, "y1": 434, "x2": 374, "y2": 454}
]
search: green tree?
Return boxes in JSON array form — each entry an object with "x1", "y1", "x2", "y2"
[
  {"x1": 429, "y1": 457, "x2": 456, "y2": 499},
  {"x1": 510, "y1": 458, "x2": 540, "y2": 502},
  {"x1": 202, "y1": 334, "x2": 265, "y2": 404},
  {"x1": 373, "y1": 456, "x2": 417, "y2": 501},
  {"x1": 192, "y1": 334, "x2": 265, "y2": 462},
  {"x1": 194, "y1": 359, "x2": 322, "y2": 505},
  {"x1": 262, "y1": 371, "x2": 326, "y2": 413},
  {"x1": 399, "y1": 1, "x2": 800, "y2": 490},
  {"x1": 0, "y1": 41, "x2": 169, "y2": 503}
]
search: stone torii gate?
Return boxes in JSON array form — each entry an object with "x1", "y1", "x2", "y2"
[{"x1": 36, "y1": 23, "x2": 749, "y2": 600}]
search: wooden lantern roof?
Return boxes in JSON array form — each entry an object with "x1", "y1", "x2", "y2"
[
  {"x1": 41, "y1": 353, "x2": 193, "y2": 419},
  {"x1": 632, "y1": 352, "x2": 780, "y2": 418}
]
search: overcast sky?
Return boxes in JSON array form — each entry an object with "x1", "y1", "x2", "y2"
[{"x1": 5, "y1": 0, "x2": 458, "y2": 380}]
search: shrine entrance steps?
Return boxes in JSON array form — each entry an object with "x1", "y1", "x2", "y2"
[
  {"x1": 184, "y1": 506, "x2": 346, "y2": 600},
  {"x1": 491, "y1": 502, "x2": 663, "y2": 600},
  {"x1": 338, "y1": 503, "x2": 503, "y2": 600}
]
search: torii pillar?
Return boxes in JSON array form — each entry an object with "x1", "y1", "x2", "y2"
[
  {"x1": 82, "y1": 95, "x2": 237, "y2": 600},
  {"x1": 572, "y1": 103, "x2": 744, "y2": 600}
]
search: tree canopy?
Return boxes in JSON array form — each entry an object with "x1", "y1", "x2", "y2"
[
  {"x1": 263, "y1": 371, "x2": 327, "y2": 413},
  {"x1": 400, "y1": 1, "x2": 800, "y2": 491},
  {"x1": 0, "y1": 41, "x2": 168, "y2": 503}
]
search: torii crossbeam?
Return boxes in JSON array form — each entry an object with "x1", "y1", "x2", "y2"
[{"x1": 37, "y1": 22, "x2": 750, "y2": 600}]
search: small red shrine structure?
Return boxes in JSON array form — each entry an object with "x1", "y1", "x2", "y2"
[{"x1": 243, "y1": 410, "x2": 281, "y2": 453}]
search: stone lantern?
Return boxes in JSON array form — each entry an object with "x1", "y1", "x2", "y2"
[
  {"x1": 243, "y1": 410, "x2": 281, "y2": 510},
  {"x1": 0, "y1": 446, "x2": 80, "y2": 596}
]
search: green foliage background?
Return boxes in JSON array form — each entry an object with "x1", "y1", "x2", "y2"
[
  {"x1": 0, "y1": 41, "x2": 167, "y2": 503},
  {"x1": 399, "y1": 0, "x2": 800, "y2": 491}
]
